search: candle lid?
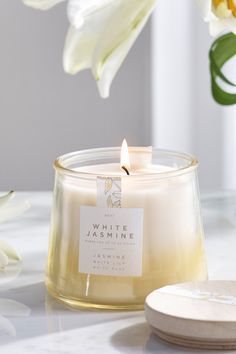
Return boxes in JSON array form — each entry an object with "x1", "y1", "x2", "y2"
[{"x1": 145, "y1": 281, "x2": 236, "y2": 350}]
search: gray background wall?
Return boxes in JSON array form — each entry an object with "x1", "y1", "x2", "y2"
[
  {"x1": 151, "y1": 0, "x2": 228, "y2": 193},
  {"x1": 152, "y1": 0, "x2": 223, "y2": 191},
  {"x1": 0, "y1": 0, "x2": 151, "y2": 190}
]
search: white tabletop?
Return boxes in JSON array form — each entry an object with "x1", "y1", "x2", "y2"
[{"x1": 0, "y1": 191, "x2": 236, "y2": 354}]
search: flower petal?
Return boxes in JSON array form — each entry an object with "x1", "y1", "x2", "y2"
[
  {"x1": 221, "y1": 18, "x2": 236, "y2": 34},
  {"x1": 209, "y1": 19, "x2": 226, "y2": 36},
  {"x1": 92, "y1": 0, "x2": 157, "y2": 98},
  {"x1": 0, "y1": 299, "x2": 31, "y2": 317},
  {"x1": 0, "y1": 241, "x2": 21, "y2": 262},
  {"x1": 22, "y1": 0, "x2": 65, "y2": 10},
  {"x1": 209, "y1": 17, "x2": 236, "y2": 35},
  {"x1": 0, "y1": 191, "x2": 14, "y2": 208},
  {"x1": 67, "y1": 0, "x2": 118, "y2": 29},
  {"x1": 0, "y1": 201, "x2": 30, "y2": 224},
  {"x1": 196, "y1": 0, "x2": 236, "y2": 36},
  {"x1": 0, "y1": 250, "x2": 8, "y2": 269},
  {"x1": 195, "y1": 0, "x2": 214, "y2": 21},
  {"x1": 63, "y1": 3, "x2": 119, "y2": 74},
  {"x1": 63, "y1": 25, "x2": 93, "y2": 74}
]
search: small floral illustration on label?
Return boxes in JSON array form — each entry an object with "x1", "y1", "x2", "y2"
[{"x1": 97, "y1": 177, "x2": 121, "y2": 208}]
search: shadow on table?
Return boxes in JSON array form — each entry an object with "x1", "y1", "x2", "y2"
[
  {"x1": 0, "y1": 281, "x2": 142, "y2": 345},
  {"x1": 110, "y1": 322, "x2": 235, "y2": 354},
  {"x1": 2, "y1": 282, "x2": 235, "y2": 353}
]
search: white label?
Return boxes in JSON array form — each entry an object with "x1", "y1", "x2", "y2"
[{"x1": 79, "y1": 206, "x2": 143, "y2": 277}]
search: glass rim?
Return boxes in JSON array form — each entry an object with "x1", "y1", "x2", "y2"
[{"x1": 54, "y1": 147, "x2": 198, "y2": 180}]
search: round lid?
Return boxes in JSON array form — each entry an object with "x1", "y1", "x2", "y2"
[{"x1": 145, "y1": 281, "x2": 236, "y2": 350}]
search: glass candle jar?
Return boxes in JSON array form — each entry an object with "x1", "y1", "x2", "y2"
[{"x1": 46, "y1": 147, "x2": 208, "y2": 310}]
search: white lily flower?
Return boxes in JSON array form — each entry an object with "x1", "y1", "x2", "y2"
[
  {"x1": 63, "y1": 1, "x2": 119, "y2": 75},
  {"x1": 0, "y1": 251, "x2": 8, "y2": 269},
  {"x1": 22, "y1": 0, "x2": 65, "y2": 10},
  {"x1": 67, "y1": 0, "x2": 118, "y2": 29},
  {"x1": 0, "y1": 192, "x2": 30, "y2": 269},
  {"x1": 22, "y1": 0, "x2": 157, "y2": 98},
  {"x1": 65, "y1": 0, "x2": 157, "y2": 98},
  {"x1": 197, "y1": 0, "x2": 236, "y2": 36},
  {"x1": 0, "y1": 241, "x2": 21, "y2": 262}
]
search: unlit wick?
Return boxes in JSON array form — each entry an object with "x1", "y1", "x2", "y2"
[{"x1": 122, "y1": 166, "x2": 130, "y2": 175}]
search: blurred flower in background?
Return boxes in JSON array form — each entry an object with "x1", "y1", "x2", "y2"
[
  {"x1": 197, "y1": 0, "x2": 236, "y2": 35},
  {"x1": 0, "y1": 191, "x2": 30, "y2": 270},
  {"x1": 197, "y1": 0, "x2": 236, "y2": 105},
  {"x1": 0, "y1": 192, "x2": 30, "y2": 337}
]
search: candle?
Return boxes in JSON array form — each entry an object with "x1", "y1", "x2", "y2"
[{"x1": 46, "y1": 143, "x2": 208, "y2": 310}]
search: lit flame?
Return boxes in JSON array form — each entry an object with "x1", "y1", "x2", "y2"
[{"x1": 120, "y1": 139, "x2": 130, "y2": 172}]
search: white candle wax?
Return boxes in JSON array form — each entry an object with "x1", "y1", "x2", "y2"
[{"x1": 76, "y1": 163, "x2": 173, "y2": 175}]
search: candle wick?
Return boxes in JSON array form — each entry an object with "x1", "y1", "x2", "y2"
[{"x1": 122, "y1": 166, "x2": 130, "y2": 176}]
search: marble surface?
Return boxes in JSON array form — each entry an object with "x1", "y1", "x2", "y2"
[{"x1": 0, "y1": 191, "x2": 236, "y2": 353}]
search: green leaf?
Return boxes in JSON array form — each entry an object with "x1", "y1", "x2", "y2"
[{"x1": 209, "y1": 32, "x2": 236, "y2": 105}]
